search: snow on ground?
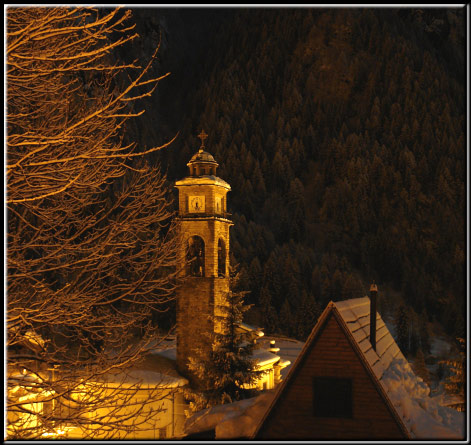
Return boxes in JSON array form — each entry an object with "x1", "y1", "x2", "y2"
[
  {"x1": 430, "y1": 335, "x2": 455, "y2": 358},
  {"x1": 381, "y1": 357, "x2": 465, "y2": 439},
  {"x1": 184, "y1": 390, "x2": 276, "y2": 439}
]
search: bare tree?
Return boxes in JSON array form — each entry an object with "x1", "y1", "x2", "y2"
[{"x1": 6, "y1": 6, "x2": 182, "y2": 439}]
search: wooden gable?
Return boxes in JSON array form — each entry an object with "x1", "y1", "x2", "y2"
[{"x1": 253, "y1": 303, "x2": 410, "y2": 440}]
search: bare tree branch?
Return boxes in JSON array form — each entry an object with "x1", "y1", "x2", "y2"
[{"x1": 7, "y1": 6, "x2": 181, "y2": 439}]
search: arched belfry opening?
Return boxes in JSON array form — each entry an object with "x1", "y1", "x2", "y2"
[
  {"x1": 187, "y1": 236, "x2": 205, "y2": 277},
  {"x1": 218, "y1": 238, "x2": 226, "y2": 277}
]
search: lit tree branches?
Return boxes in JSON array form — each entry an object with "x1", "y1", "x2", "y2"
[{"x1": 7, "y1": 6, "x2": 180, "y2": 439}]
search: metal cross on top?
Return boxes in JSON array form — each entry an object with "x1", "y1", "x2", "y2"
[{"x1": 197, "y1": 129, "x2": 208, "y2": 149}]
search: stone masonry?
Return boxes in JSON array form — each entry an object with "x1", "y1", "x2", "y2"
[{"x1": 174, "y1": 140, "x2": 232, "y2": 389}]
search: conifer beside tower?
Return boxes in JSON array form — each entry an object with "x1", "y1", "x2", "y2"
[{"x1": 175, "y1": 131, "x2": 232, "y2": 388}]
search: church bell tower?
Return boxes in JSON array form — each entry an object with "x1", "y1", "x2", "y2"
[{"x1": 175, "y1": 130, "x2": 232, "y2": 387}]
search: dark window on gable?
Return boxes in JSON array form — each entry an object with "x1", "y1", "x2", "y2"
[{"x1": 313, "y1": 377, "x2": 353, "y2": 418}]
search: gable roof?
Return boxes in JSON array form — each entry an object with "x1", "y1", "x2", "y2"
[
  {"x1": 253, "y1": 297, "x2": 464, "y2": 440},
  {"x1": 253, "y1": 298, "x2": 410, "y2": 439}
]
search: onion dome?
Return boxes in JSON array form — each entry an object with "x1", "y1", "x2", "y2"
[{"x1": 187, "y1": 130, "x2": 219, "y2": 176}]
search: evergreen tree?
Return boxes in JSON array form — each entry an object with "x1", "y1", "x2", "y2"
[
  {"x1": 152, "y1": 7, "x2": 465, "y2": 340},
  {"x1": 395, "y1": 303, "x2": 410, "y2": 355},
  {"x1": 259, "y1": 286, "x2": 279, "y2": 334},
  {"x1": 418, "y1": 310, "x2": 431, "y2": 354},
  {"x1": 294, "y1": 292, "x2": 321, "y2": 340},
  {"x1": 412, "y1": 349, "x2": 431, "y2": 387},
  {"x1": 186, "y1": 269, "x2": 266, "y2": 410},
  {"x1": 279, "y1": 298, "x2": 293, "y2": 337},
  {"x1": 440, "y1": 337, "x2": 465, "y2": 399}
]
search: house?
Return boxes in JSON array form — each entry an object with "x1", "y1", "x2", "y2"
[
  {"x1": 253, "y1": 290, "x2": 465, "y2": 440},
  {"x1": 7, "y1": 334, "x2": 189, "y2": 440},
  {"x1": 6, "y1": 134, "x2": 292, "y2": 439}
]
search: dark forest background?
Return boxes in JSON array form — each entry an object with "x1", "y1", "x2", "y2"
[{"x1": 119, "y1": 7, "x2": 466, "y2": 352}]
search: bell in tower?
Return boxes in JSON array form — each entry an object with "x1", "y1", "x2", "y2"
[{"x1": 174, "y1": 130, "x2": 232, "y2": 388}]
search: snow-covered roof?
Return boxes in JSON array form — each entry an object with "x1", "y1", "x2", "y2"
[
  {"x1": 252, "y1": 349, "x2": 281, "y2": 368},
  {"x1": 334, "y1": 297, "x2": 405, "y2": 381},
  {"x1": 277, "y1": 358, "x2": 291, "y2": 370},
  {"x1": 257, "y1": 336, "x2": 304, "y2": 379},
  {"x1": 9, "y1": 326, "x2": 46, "y2": 351},
  {"x1": 332, "y1": 298, "x2": 464, "y2": 439},
  {"x1": 321, "y1": 298, "x2": 463, "y2": 439},
  {"x1": 8, "y1": 372, "x2": 42, "y2": 391},
  {"x1": 101, "y1": 369, "x2": 188, "y2": 389},
  {"x1": 152, "y1": 344, "x2": 177, "y2": 361},
  {"x1": 237, "y1": 322, "x2": 264, "y2": 337},
  {"x1": 101, "y1": 345, "x2": 188, "y2": 389},
  {"x1": 175, "y1": 175, "x2": 231, "y2": 190},
  {"x1": 151, "y1": 335, "x2": 283, "y2": 370}
]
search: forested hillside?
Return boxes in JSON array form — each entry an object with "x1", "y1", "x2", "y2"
[{"x1": 128, "y1": 8, "x2": 466, "y2": 345}]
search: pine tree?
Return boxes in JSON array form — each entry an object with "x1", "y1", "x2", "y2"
[
  {"x1": 418, "y1": 309, "x2": 430, "y2": 354},
  {"x1": 279, "y1": 298, "x2": 293, "y2": 337},
  {"x1": 163, "y1": 7, "x2": 464, "y2": 342},
  {"x1": 412, "y1": 349, "x2": 431, "y2": 387},
  {"x1": 440, "y1": 337, "x2": 465, "y2": 400},
  {"x1": 295, "y1": 292, "x2": 321, "y2": 340},
  {"x1": 186, "y1": 269, "x2": 266, "y2": 410},
  {"x1": 395, "y1": 303, "x2": 410, "y2": 355},
  {"x1": 259, "y1": 286, "x2": 279, "y2": 334}
]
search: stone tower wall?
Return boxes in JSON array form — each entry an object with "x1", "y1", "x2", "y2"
[
  {"x1": 176, "y1": 277, "x2": 229, "y2": 388},
  {"x1": 174, "y1": 148, "x2": 232, "y2": 389}
]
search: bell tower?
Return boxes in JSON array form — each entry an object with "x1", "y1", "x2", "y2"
[{"x1": 175, "y1": 130, "x2": 232, "y2": 387}]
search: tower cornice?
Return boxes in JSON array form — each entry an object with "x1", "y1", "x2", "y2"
[
  {"x1": 175, "y1": 215, "x2": 233, "y2": 225},
  {"x1": 175, "y1": 176, "x2": 231, "y2": 190}
]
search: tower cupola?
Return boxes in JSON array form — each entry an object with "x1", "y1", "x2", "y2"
[{"x1": 187, "y1": 130, "x2": 219, "y2": 176}]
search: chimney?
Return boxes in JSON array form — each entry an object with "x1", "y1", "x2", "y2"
[{"x1": 370, "y1": 283, "x2": 378, "y2": 352}]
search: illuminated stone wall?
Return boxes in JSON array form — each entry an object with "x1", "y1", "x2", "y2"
[
  {"x1": 176, "y1": 276, "x2": 229, "y2": 388},
  {"x1": 175, "y1": 166, "x2": 232, "y2": 389}
]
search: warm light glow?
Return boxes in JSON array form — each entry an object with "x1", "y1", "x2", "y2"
[
  {"x1": 41, "y1": 427, "x2": 67, "y2": 438},
  {"x1": 18, "y1": 389, "x2": 54, "y2": 403}
]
